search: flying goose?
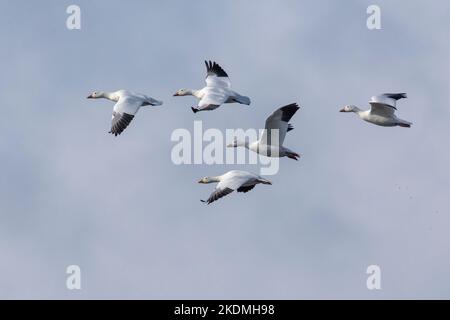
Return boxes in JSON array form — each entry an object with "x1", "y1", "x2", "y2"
[
  {"x1": 227, "y1": 103, "x2": 301, "y2": 160},
  {"x1": 340, "y1": 93, "x2": 412, "y2": 127},
  {"x1": 198, "y1": 170, "x2": 272, "y2": 204},
  {"x1": 173, "y1": 61, "x2": 251, "y2": 113},
  {"x1": 87, "y1": 90, "x2": 163, "y2": 136}
]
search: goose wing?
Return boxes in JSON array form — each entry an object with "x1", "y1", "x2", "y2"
[
  {"x1": 237, "y1": 185, "x2": 255, "y2": 193},
  {"x1": 196, "y1": 61, "x2": 232, "y2": 110},
  {"x1": 369, "y1": 102, "x2": 396, "y2": 117},
  {"x1": 204, "y1": 60, "x2": 231, "y2": 89},
  {"x1": 201, "y1": 187, "x2": 234, "y2": 204},
  {"x1": 110, "y1": 96, "x2": 142, "y2": 136},
  {"x1": 369, "y1": 93, "x2": 406, "y2": 117},
  {"x1": 260, "y1": 103, "x2": 299, "y2": 146}
]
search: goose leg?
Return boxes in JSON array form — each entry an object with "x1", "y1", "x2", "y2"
[{"x1": 286, "y1": 152, "x2": 301, "y2": 161}]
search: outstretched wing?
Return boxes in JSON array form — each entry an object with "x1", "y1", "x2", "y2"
[
  {"x1": 109, "y1": 97, "x2": 141, "y2": 136},
  {"x1": 369, "y1": 93, "x2": 407, "y2": 110},
  {"x1": 201, "y1": 187, "x2": 234, "y2": 205},
  {"x1": 368, "y1": 93, "x2": 406, "y2": 117},
  {"x1": 197, "y1": 61, "x2": 235, "y2": 110},
  {"x1": 260, "y1": 103, "x2": 299, "y2": 146},
  {"x1": 204, "y1": 60, "x2": 231, "y2": 89},
  {"x1": 369, "y1": 102, "x2": 396, "y2": 117},
  {"x1": 110, "y1": 112, "x2": 135, "y2": 136}
]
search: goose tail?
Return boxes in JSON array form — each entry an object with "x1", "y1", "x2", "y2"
[
  {"x1": 257, "y1": 178, "x2": 272, "y2": 185},
  {"x1": 233, "y1": 93, "x2": 251, "y2": 105},
  {"x1": 398, "y1": 119, "x2": 412, "y2": 128}
]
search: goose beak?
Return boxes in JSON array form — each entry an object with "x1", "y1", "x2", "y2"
[
  {"x1": 198, "y1": 179, "x2": 204, "y2": 183},
  {"x1": 173, "y1": 92, "x2": 179, "y2": 97},
  {"x1": 87, "y1": 94, "x2": 93, "y2": 99},
  {"x1": 339, "y1": 108, "x2": 346, "y2": 112}
]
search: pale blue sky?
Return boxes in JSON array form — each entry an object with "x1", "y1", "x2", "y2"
[{"x1": 0, "y1": 0, "x2": 449, "y2": 299}]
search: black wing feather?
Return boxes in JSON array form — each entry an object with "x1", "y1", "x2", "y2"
[
  {"x1": 205, "y1": 60, "x2": 228, "y2": 78},
  {"x1": 287, "y1": 124, "x2": 294, "y2": 132},
  {"x1": 109, "y1": 112, "x2": 134, "y2": 136},
  {"x1": 237, "y1": 185, "x2": 255, "y2": 193},
  {"x1": 279, "y1": 103, "x2": 300, "y2": 122},
  {"x1": 384, "y1": 93, "x2": 407, "y2": 100},
  {"x1": 201, "y1": 187, "x2": 234, "y2": 204}
]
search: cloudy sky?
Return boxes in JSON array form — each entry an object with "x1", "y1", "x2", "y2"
[{"x1": 0, "y1": 0, "x2": 449, "y2": 299}]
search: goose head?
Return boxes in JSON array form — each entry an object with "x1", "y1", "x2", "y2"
[
  {"x1": 198, "y1": 177, "x2": 214, "y2": 184},
  {"x1": 339, "y1": 105, "x2": 358, "y2": 113},
  {"x1": 87, "y1": 91, "x2": 103, "y2": 99},
  {"x1": 227, "y1": 139, "x2": 238, "y2": 148},
  {"x1": 227, "y1": 137, "x2": 247, "y2": 148},
  {"x1": 173, "y1": 89, "x2": 192, "y2": 97}
]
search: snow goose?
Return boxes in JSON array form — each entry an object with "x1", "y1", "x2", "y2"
[
  {"x1": 87, "y1": 90, "x2": 163, "y2": 136},
  {"x1": 227, "y1": 103, "x2": 301, "y2": 160},
  {"x1": 340, "y1": 93, "x2": 412, "y2": 127},
  {"x1": 198, "y1": 170, "x2": 272, "y2": 204},
  {"x1": 173, "y1": 60, "x2": 251, "y2": 113}
]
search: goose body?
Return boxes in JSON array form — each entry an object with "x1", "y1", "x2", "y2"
[
  {"x1": 87, "y1": 89, "x2": 163, "y2": 136},
  {"x1": 228, "y1": 103, "x2": 301, "y2": 160},
  {"x1": 340, "y1": 93, "x2": 412, "y2": 127},
  {"x1": 198, "y1": 170, "x2": 272, "y2": 204},
  {"x1": 173, "y1": 61, "x2": 251, "y2": 113},
  {"x1": 247, "y1": 142, "x2": 299, "y2": 159}
]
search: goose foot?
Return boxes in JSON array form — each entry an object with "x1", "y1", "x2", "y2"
[{"x1": 286, "y1": 152, "x2": 301, "y2": 161}]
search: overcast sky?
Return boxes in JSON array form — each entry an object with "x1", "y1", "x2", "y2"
[{"x1": 0, "y1": 0, "x2": 449, "y2": 299}]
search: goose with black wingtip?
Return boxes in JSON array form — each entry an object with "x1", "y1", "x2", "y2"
[
  {"x1": 198, "y1": 170, "x2": 272, "y2": 205},
  {"x1": 173, "y1": 60, "x2": 251, "y2": 113},
  {"x1": 227, "y1": 103, "x2": 301, "y2": 160},
  {"x1": 87, "y1": 89, "x2": 163, "y2": 136},
  {"x1": 340, "y1": 93, "x2": 412, "y2": 127}
]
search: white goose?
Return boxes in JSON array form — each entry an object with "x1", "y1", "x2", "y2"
[
  {"x1": 198, "y1": 170, "x2": 272, "y2": 205},
  {"x1": 87, "y1": 89, "x2": 163, "y2": 136},
  {"x1": 227, "y1": 103, "x2": 301, "y2": 160},
  {"x1": 173, "y1": 60, "x2": 251, "y2": 113},
  {"x1": 340, "y1": 93, "x2": 412, "y2": 127}
]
